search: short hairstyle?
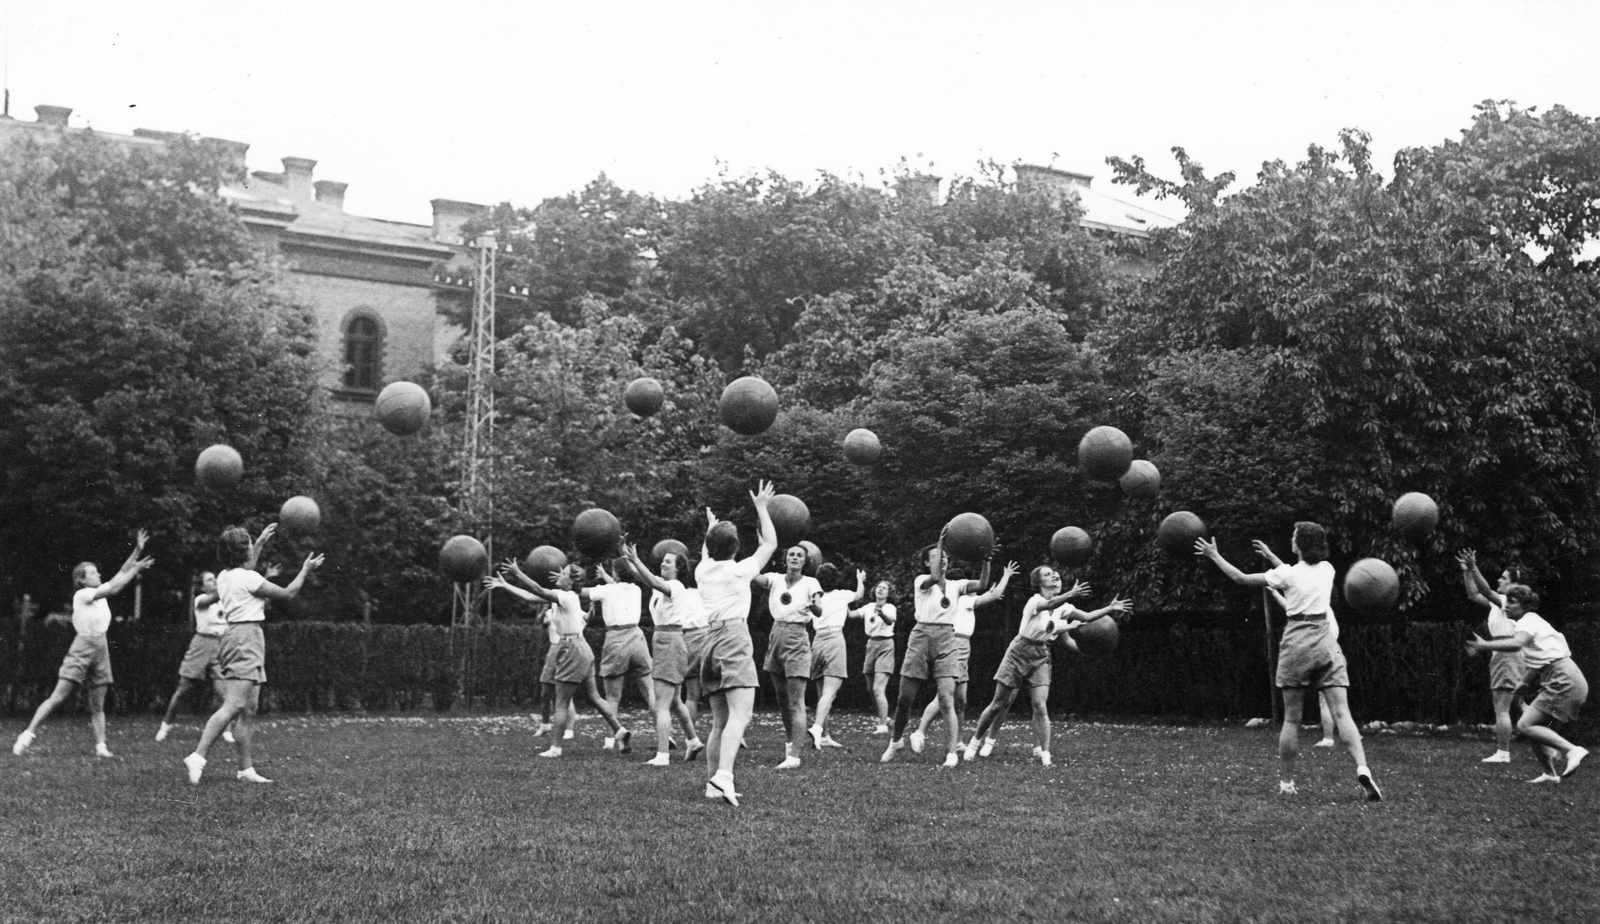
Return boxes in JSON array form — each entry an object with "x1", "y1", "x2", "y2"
[
  {"x1": 915, "y1": 544, "x2": 938, "y2": 570},
  {"x1": 815, "y1": 562, "x2": 841, "y2": 591},
  {"x1": 1504, "y1": 584, "x2": 1540, "y2": 610},
  {"x1": 705, "y1": 521, "x2": 740, "y2": 561},
  {"x1": 1500, "y1": 562, "x2": 1528, "y2": 584},
  {"x1": 872, "y1": 580, "x2": 892, "y2": 599},
  {"x1": 217, "y1": 527, "x2": 252, "y2": 569},
  {"x1": 666, "y1": 552, "x2": 697, "y2": 589},
  {"x1": 71, "y1": 562, "x2": 95, "y2": 587},
  {"x1": 1030, "y1": 565, "x2": 1056, "y2": 591},
  {"x1": 1294, "y1": 522, "x2": 1328, "y2": 564}
]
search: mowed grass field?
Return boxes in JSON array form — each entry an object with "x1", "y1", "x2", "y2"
[{"x1": 3, "y1": 708, "x2": 1596, "y2": 924}]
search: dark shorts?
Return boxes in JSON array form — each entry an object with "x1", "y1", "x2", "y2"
[
  {"x1": 1526, "y1": 657, "x2": 1588, "y2": 724},
  {"x1": 702, "y1": 620, "x2": 758, "y2": 694},
  {"x1": 178, "y1": 633, "x2": 223, "y2": 682},
  {"x1": 651, "y1": 629, "x2": 689, "y2": 686},
  {"x1": 763, "y1": 621, "x2": 813, "y2": 679},
  {"x1": 1489, "y1": 650, "x2": 1527, "y2": 691},
  {"x1": 810, "y1": 631, "x2": 848, "y2": 680},
  {"x1": 599, "y1": 626, "x2": 652, "y2": 680},
  {"x1": 863, "y1": 637, "x2": 897, "y2": 676},
  {"x1": 217, "y1": 623, "x2": 267, "y2": 684},
  {"x1": 552, "y1": 636, "x2": 596, "y2": 685},
  {"x1": 900, "y1": 623, "x2": 961, "y2": 681},
  {"x1": 684, "y1": 627, "x2": 710, "y2": 682},
  {"x1": 1275, "y1": 621, "x2": 1348, "y2": 690},
  {"x1": 994, "y1": 637, "x2": 1053, "y2": 690},
  {"x1": 58, "y1": 634, "x2": 113, "y2": 687}
]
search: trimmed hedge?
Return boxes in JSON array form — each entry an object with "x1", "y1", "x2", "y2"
[{"x1": 3, "y1": 618, "x2": 1595, "y2": 729}]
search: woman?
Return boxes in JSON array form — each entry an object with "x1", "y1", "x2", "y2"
[
  {"x1": 1458, "y1": 549, "x2": 1526, "y2": 763},
  {"x1": 621, "y1": 542, "x2": 705, "y2": 766},
  {"x1": 807, "y1": 564, "x2": 865, "y2": 749},
  {"x1": 850, "y1": 581, "x2": 899, "y2": 735}
]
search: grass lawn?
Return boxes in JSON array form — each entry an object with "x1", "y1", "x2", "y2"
[{"x1": 2, "y1": 707, "x2": 1595, "y2": 924}]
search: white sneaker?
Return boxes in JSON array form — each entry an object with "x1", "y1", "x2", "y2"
[
  {"x1": 1563, "y1": 747, "x2": 1588, "y2": 778},
  {"x1": 1357, "y1": 769, "x2": 1383, "y2": 802},
  {"x1": 774, "y1": 755, "x2": 802, "y2": 770},
  {"x1": 1481, "y1": 750, "x2": 1511, "y2": 763},
  {"x1": 535, "y1": 722, "x2": 554, "y2": 737},
  {"x1": 222, "y1": 729, "x2": 236, "y2": 744},
  {"x1": 1313, "y1": 737, "x2": 1336, "y2": 748},
  {"x1": 808, "y1": 726, "x2": 823, "y2": 750},
  {"x1": 603, "y1": 737, "x2": 616, "y2": 750},
  {"x1": 962, "y1": 740, "x2": 979, "y2": 762},
  {"x1": 645, "y1": 754, "x2": 671, "y2": 767},
  {"x1": 979, "y1": 738, "x2": 996, "y2": 758},
  {"x1": 942, "y1": 753, "x2": 959, "y2": 769},
  {"x1": 908, "y1": 730, "x2": 925, "y2": 754},
  {"x1": 236, "y1": 768, "x2": 273, "y2": 784},
  {"x1": 708, "y1": 774, "x2": 740, "y2": 807},
  {"x1": 615, "y1": 729, "x2": 633, "y2": 755},
  {"x1": 880, "y1": 739, "x2": 906, "y2": 763},
  {"x1": 563, "y1": 729, "x2": 574, "y2": 740},
  {"x1": 156, "y1": 722, "x2": 173, "y2": 742},
  {"x1": 704, "y1": 782, "x2": 745, "y2": 800},
  {"x1": 820, "y1": 736, "x2": 844, "y2": 749},
  {"x1": 872, "y1": 724, "x2": 889, "y2": 736},
  {"x1": 538, "y1": 746, "x2": 562, "y2": 758},
  {"x1": 94, "y1": 743, "x2": 115, "y2": 759},
  {"x1": 12, "y1": 730, "x2": 34, "y2": 755},
  {"x1": 1039, "y1": 751, "x2": 1053, "y2": 767},
  {"x1": 1278, "y1": 780, "x2": 1298, "y2": 795},
  {"x1": 1525, "y1": 772, "x2": 1561, "y2": 784},
  {"x1": 684, "y1": 739, "x2": 705, "y2": 763},
  {"x1": 183, "y1": 753, "x2": 206, "y2": 785}
]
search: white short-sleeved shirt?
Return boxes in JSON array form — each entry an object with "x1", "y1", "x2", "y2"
[
  {"x1": 697, "y1": 557, "x2": 763, "y2": 624},
  {"x1": 914, "y1": 575, "x2": 968, "y2": 626},
  {"x1": 588, "y1": 582, "x2": 642, "y2": 627},
  {"x1": 193, "y1": 597, "x2": 225, "y2": 637},
  {"x1": 1486, "y1": 603, "x2": 1516, "y2": 639},
  {"x1": 855, "y1": 602, "x2": 897, "y2": 639},
  {"x1": 547, "y1": 589, "x2": 587, "y2": 636},
  {"x1": 814, "y1": 590, "x2": 857, "y2": 633},
  {"x1": 767, "y1": 575, "x2": 822, "y2": 624},
  {"x1": 953, "y1": 595, "x2": 978, "y2": 638},
  {"x1": 651, "y1": 580, "x2": 687, "y2": 628},
  {"x1": 536, "y1": 604, "x2": 559, "y2": 643},
  {"x1": 1265, "y1": 561, "x2": 1335, "y2": 617},
  {"x1": 217, "y1": 568, "x2": 268, "y2": 624},
  {"x1": 674, "y1": 586, "x2": 708, "y2": 630},
  {"x1": 1514, "y1": 612, "x2": 1571, "y2": 669},
  {"x1": 1018, "y1": 594, "x2": 1078, "y2": 642},
  {"x1": 71, "y1": 587, "x2": 112, "y2": 637}
]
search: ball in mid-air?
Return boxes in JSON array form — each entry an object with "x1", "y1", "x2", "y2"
[
  {"x1": 1344, "y1": 558, "x2": 1399, "y2": 615},
  {"x1": 624, "y1": 377, "x2": 665, "y2": 417},
  {"x1": 842, "y1": 428, "x2": 882, "y2": 465},
  {"x1": 1157, "y1": 511, "x2": 1206, "y2": 555},
  {"x1": 1119, "y1": 460, "x2": 1161, "y2": 500},
  {"x1": 279, "y1": 495, "x2": 321, "y2": 534},
  {"x1": 439, "y1": 535, "x2": 489, "y2": 584},
  {"x1": 944, "y1": 512, "x2": 994, "y2": 562},
  {"x1": 1050, "y1": 527, "x2": 1093, "y2": 567},
  {"x1": 375, "y1": 381, "x2": 432, "y2": 436},
  {"x1": 571, "y1": 508, "x2": 623, "y2": 560},
  {"x1": 523, "y1": 545, "x2": 569, "y2": 583},
  {"x1": 195, "y1": 444, "x2": 244, "y2": 491},
  {"x1": 1391, "y1": 492, "x2": 1439, "y2": 541},
  {"x1": 718, "y1": 376, "x2": 779, "y2": 436},
  {"x1": 768, "y1": 494, "x2": 811, "y2": 547},
  {"x1": 1069, "y1": 616, "x2": 1119, "y2": 656},
  {"x1": 1078, "y1": 426, "x2": 1134, "y2": 482},
  {"x1": 799, "y1": 539, "x2": 822, "y2": 573}
]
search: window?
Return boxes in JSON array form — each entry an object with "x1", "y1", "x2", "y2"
[{"x1": 343, "y1": 314, "x2": 382, "y2": 391}]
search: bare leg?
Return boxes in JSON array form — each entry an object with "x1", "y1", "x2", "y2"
[
  {"x1": 1278, "y1": 687, "x2": 1305, "y2": 785},
  {"x1": 1318, "y1": 691, "x2": 1338, "y2": 743},
  {"x1": 1517, "y1": 705, "x2": 1580, "y2": 763},
  {"x1": 23, "y1": 679, "x2": 79, "y2": 735},
  {"x1": 194, "y1": 680, "x2": 255, "y2": 759},
  {"x1": 890, "y1": 677, "x2": 923, "y2": 739},
  {"x1": 1320, "y1": 687, "x2": 1370, "y2": 768},
  {"x1": 936, "y1": 677, "x2": 960, "y2": 756},
  {"x1": 162, "y1": 677, "x2": 204, "y2": 724},
  {"x1": 970, "y1": 684, "x2": 1018, "y2": 745},
  {"x1": 1028, "y1": 684, "x2": 1051, "y2": 756},
  {"x1": 651, "y1": 679, "x2": 678, "y2": 756},
  {"x1": 870, "y1": 673, "x2": 890, "y2": 728},
  {"x1": 813, "y1": 676, "x2": 843, "y2": 736},
  {"x1": 230, "y1": 684, "x2": 261, "y2": 772},
  {"x1": 715, "y1": 688, "x2": 755, "y2": 778},
  {"x1": 85, "y1": 684, "x2": 109, "y2": 750},
  {"x1": 1492, "y1": 689, "x2": 1517, "y2": 753}
]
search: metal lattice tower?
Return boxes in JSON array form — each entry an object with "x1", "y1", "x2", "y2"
[{"x1": 454, "y1": 232, "x2": 497, "y2": 626}]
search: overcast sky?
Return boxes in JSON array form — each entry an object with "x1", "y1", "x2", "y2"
[{"x1": 6, "y1": 0, "x2": 1599, "y2": 225}]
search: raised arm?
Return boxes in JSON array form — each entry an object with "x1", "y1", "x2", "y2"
[
  {"x1": 490, "y1": 560, "x2": 561, "y2": 604},
  {"x1": 1251, "y1": 540, "x2": 1285, "y2": 569},
  {"x1": 621, "y1": 543, "x2": 672, "y2": 596},
  {"x1": 1195, "y1": 537, "x2": 1270, "y2": 588},
  {"x1": 1039, "y1": 579, "x2": 1091, "y2": 610},
  {"x1": 1458, "y1": 549, "x2": 1501, "y2": 609},
  {"x1": 1058, "y1": 596, "x2": 1132, "y2": 632},
  {"x1": 850, "y1": 569, "x2": 867, "y2": 606},
  {"x1": 253, "y1": 552, "x2": 325, "y2": 602},
  {"x1": 740, "y1": 480, "x2": 779, "y2": 569},
  {"x1": 484, "y1": 573, "x2": 542, "y2": 604},
  {"x1": 95, "y1": 529, "x2": 153, "y2": 599},
  {"x1": 975, "y1": 561, "x2": 1019, "y2": 606},
  {"x1": 245, "y1": 524, "x2": 277, "y2": 572}
]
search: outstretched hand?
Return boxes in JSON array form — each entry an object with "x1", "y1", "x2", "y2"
[
  {"x1": 1193, "y1": 537, "x2": 1220, "y2": 560},
  {"x1": 1001, "y1": 561, "x2": 1019, "y2": 580},
  {"x1": 134, "y1": 528, "x2": 151, "y2": 551},
  {"x1": 1064, "y1": 579, "x2": 1090, "y2": 600},
  {"x1": 751, "y1": 480, "x2": 776, "y2": 508},
  {"x1": 302, "y1": 553, "x2": 325, "y2": 572},
  {"x1": 1465, "y1": 634, "x2": 1489, "y2": 656},
  {"x1": 705, "y1": 507, "x2": 719, "y2": 529}
]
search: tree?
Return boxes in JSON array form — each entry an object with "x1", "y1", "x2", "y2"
[{"x1": 0, "y1": 130, "x2": 323, "y2": 610}]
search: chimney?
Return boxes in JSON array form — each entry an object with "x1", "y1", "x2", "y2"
[
  {"x1": 314, "y1": 180, "x2": 348, "y2": 210},
  {"x1": 282, "y1": 156, "x2": 317, "y2": 200},
  {"x1": 1015, "y1": 165, "x2": 1092, "y2": 203},
  {"x1": 34, "y1": 105, "x2": 72, "y2": 127},
  {"x1": 895, "y1": 174, "x2": 942, "y2": 206},
  {"x1": 202, "y1": 137, "x2": 251, "y2": 182},
  {"x1": 431, "y1": 198, "x2": 488, "y2": 245}
]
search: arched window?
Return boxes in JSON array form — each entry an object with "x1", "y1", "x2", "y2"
[{"x1": 343, "y1": 314, "x2": 382, "y2": 391}]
